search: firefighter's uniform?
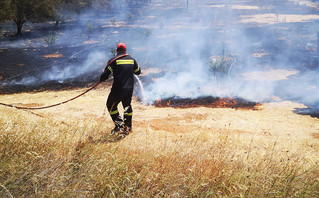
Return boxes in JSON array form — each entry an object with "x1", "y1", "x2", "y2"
[{"x1": 100, "y1": 53, "x2": 141, "y2": 132}]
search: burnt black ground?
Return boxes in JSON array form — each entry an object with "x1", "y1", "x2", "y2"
[{"x1": 0, "y1": 45, "x2": 103, "y2": 94}]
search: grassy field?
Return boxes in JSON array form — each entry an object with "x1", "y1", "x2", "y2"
[
  {"x1": 0, "y1": 85, "x2": 318, "y2": 197},
  {"x1": 1, "y1": 0, "x2": 319, "y2": 197}
]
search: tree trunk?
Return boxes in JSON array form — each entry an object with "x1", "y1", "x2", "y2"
[
  {"x1": 14, "y1": 19, "x2": 25, "y2": 36},
  {"x1": 55, "y1": 20, "x2": 60, "y2": 29}
]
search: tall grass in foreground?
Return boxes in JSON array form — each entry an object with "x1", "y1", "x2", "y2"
[{"x1": 0, "y1": 107, "x2": 318, "y2": 197}]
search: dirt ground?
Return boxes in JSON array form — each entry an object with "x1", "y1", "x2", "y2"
[
  {"x1": 134, "y1": 93, "x2": 319, "y2": 141},
  {"x1": 1, "y1": 0, "x2": 319, "y2": 139},
  {"x1": 1, "y1": 84, "x2": 318, "y2": 141}
]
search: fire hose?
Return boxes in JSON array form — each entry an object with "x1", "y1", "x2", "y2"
[
  {"x1": 0, "y1": 54, "x2": 130, "y2": 110},
  {"x1": 0, "y1": 81, "x2": 101, "y2": 110}
]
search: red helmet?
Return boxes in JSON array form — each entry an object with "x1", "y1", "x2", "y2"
[{"x1": 117, "y1": 42, "x2": 126, "y2": 51}]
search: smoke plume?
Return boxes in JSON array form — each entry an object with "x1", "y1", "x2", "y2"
[{"x1": 1, "y1": 0, "x2": 318, "y2": 108}]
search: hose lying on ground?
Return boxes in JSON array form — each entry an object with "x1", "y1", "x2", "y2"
[{"x1": 0, "y1": 81, "x2": 101, "y2": 110}]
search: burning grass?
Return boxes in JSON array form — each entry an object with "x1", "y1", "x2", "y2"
[
  {"x1": 154, "y1": 96, "x2": 261, "y2": 110},
  {"x1": 0, "y1": 89, "x2": 318, "y2": 197}
]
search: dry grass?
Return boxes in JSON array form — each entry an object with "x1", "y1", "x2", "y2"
[{"x1": 0, "y1": 87, "x2": 319, "y2": 197}]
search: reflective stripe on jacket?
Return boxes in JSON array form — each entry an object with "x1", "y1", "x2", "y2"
[{"x1": 100, "y1": 54, "x2": 141, "y2": 92}]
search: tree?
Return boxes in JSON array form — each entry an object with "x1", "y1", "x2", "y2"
[
  {"x1": 69, "y1": 0, "x2": 93, "y2": 15},
  {"x1": 0, "y1": 0, "x2": 10, "y2": 23},
  {"x1": 0, "y1": 0, "x2": 55, "y2": 35},
  {"x1": 0, "y1": 0, "x2": 116, "y2": 34},
  {"x1": 53, "y1": 0, "x2": 99, "y2": 27},
  {"x1": 52, "y1": 0, "x2": 71, "y2": 28}
]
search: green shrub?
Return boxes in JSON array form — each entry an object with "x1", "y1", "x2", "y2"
[
  {"x1": 43, "y1": 32, "x2": 57, "y2": 48},
  {"x1": 209, "y1": 55, "x2": 234, "y2": 75}
]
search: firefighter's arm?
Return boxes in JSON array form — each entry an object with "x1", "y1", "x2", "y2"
[
  {"x1": 99, "y1": 63, "x2": 113, "y2": 82},
  {"x1": 133, "y1": 60, "x2": 141, "y2": 75}
]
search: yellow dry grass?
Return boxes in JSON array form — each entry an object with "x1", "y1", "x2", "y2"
[
  {"x1": 1, "y1": 0, "x2": 319, "y2": 196},
  {"x1": 0, "y1": 84, "x2": 318, "y2": 197}
]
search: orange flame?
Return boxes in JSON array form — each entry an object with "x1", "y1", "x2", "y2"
[{"x1": 154, "y1": 97, "x2": 260, "y2": 110}]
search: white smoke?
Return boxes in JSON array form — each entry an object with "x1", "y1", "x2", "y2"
[
  {"x1": 5, "y1": 50, "x2": 106, "y2": 85},
  {"x1": 1, "y1": 0, "x2": 319, "y2": 108},
  {"x1": 45, "y1": 51, "x2": 106, "y2": 82},
  {"x1": 138, "y1": 0, "x2": 319, "y2": 107}
]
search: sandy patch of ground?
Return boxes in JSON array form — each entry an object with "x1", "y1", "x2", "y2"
[
  {"x1": 202, "y1": 4, "x2": 260, "y2": 10},
  {"x1": 133, "y1": 99, "x2": 319, "y2": 139},
  {"x1": 43, "y1": 53, "x2": 63, "y2": 58},
  {"x1": 231, "y1": 5, "x2": 260, "y2": 10},
  {"x1": 203, "y1": 5, "x2": 225, "y2": 8},
  {"x1": 140, "y1": 67, "x2": 164, "y2": 77},
  {"x1": 240, "y1": 14, "x2": 319, "y2": 24},
  {"x1": 82, "y1": 40, "x2": 99, "y2": 44},
  {"x1": 289, "y1": 0, "x2": 319, "y2": 8},
  {"x1": 2, "y1": 85, "x2": 317, "y2": 141},
  {"x1": 241, "y1": 69, "x2": 299, "y2": 81},
  {"x1": 251, "y1": 52, "x2": 270, "y2": 58}
]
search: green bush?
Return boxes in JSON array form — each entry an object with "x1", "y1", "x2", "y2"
[
  {"x1": 43, "y1": 32, "x2": 57, "y2": 48},
  {"x1": 209, "y1": 56, "x2": 234, "y2": 75}
]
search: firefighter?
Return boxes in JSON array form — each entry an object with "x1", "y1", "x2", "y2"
[{"x1": 100, "y1": 42, "x2": 141, "y2": 137}]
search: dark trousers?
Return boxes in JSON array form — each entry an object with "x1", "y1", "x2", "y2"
[{"x1": 107, "y1": 90, "x2": 133, "y2": 128}]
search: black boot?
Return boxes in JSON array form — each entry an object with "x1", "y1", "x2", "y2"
[
  {"x1": 111, "y1": 120, "x2": 123, "y2": 135},
  {"x1": 118, "y1": 125, "x2": 132, "y2": 139},
  {"x1": 123, "y1": 112, "x2": 132, "y2": 134}
]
